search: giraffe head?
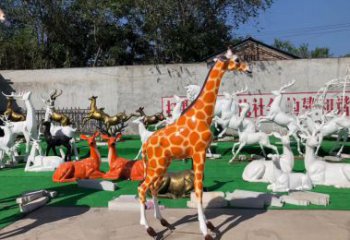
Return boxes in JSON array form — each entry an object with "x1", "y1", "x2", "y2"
[
  {"x1": 101, "y1": 133, "x2": 122, "y2": 147},
  {"x1": 225, "y1": 47, "x2": 251, "y2": 73}
]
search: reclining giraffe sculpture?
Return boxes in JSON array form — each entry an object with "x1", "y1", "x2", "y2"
[{"x1": 138, "y1": 47, "x2": 251, "y2": 240}]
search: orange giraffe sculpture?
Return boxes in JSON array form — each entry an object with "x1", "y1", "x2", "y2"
[
  {"x1": 53, "y1": 132, "x2": 104, "y2": 183},
  {"x1": 101, "y1": 133, "x2": 144, "y2": 181},
  {"x1": 138, "y1": 48, "x2": 251, "y2": 239}
]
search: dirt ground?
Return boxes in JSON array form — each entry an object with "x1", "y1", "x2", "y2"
[{"x1": 0, "y1": 207, "x2": 350, "y2": 240}]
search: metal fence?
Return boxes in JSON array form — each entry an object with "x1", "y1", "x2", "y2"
[{"x1": 35, "y1": 108, "x2": 101, "y2": 134}]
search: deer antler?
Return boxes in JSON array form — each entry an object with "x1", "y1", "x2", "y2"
[
  {"x1": 53, "y1": 89, "x2": 63, "y2": 99},
  {"x1": 232, "y1": 86, "x2": 248, "y2": 96},
  {"x1": 2, "y1": 91, "x2": 23, "y2": 98},
  {"x1": 279, "y1": 79, "x2": 296, "y2": 93}
]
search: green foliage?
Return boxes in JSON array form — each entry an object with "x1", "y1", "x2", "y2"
[
  {"x1": 0, "y1": 0, "x2": 273, "y2": 69},
  {"x1": 273, "y1": 38, "x2": 331, "y2": 59}
]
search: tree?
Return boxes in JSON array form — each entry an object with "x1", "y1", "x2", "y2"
[
  {"x1": 0, "y1": 0, "x2": 273, "y2": 69},
  {"x1": 272, "y1": 38, "x2": 331, "y2": 59}
]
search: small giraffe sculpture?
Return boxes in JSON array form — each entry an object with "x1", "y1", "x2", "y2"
[{"x1": 138, "y1": 47, "x2": 251, "y2": 239}]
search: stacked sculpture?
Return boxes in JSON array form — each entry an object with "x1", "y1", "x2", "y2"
[
  {"x1": 3, "y1": 91, "x2": 38, "y2": 153},
  {"x1": 2, "y1": 94, "x2": 26, "y2": 121},
  {"x1": 42, "y1": 89, "x2": 71, "y2": 126},
  {"x1": 42, "y1": 90, "x2": 78, "y2": 160}
]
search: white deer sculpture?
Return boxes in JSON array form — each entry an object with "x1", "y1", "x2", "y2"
[
  {"x1": 242, "y1": 131, "x2": 294, "y2": 183},
  {"x1": 229, "y1": 103, "x2": 279, "y2": 163},
  {"x1": 257, "y1": 80, "x2": 302, "y2": 155},
  {"x1": 299, "y1": 124, "x2": 350, "y2": 188},
  {"x1": 41, "y1": 90, "x2": 78, "y2": 160},
  {"x1": 267, "y1": 153, "x2": 313, "y2": 192},
  {"x1": 133, "y1": 116, "x2": 154, "y2": 160},
  {"x1": 155, "y1": 95, "x2": 184, "y2": 129},
  {"x1": 213, "y1": 87, "x2": 248, "y2": 138},
  {"x1": 0, "y1": 116, "x2": 18, "y2": 168},
  {"x1": 185, "y1": 84, "x2": 238, "y2": 118},
  {"x1": 25, "y1": 138, "x2": 64, "y2": 172},
  {"x1": 2, "y1": 91, "x2": 38, "y2": 153}
]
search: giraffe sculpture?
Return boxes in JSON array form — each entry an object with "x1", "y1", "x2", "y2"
[{"x1": 138, "y1": 48, "x2": 251, "y2": 239}]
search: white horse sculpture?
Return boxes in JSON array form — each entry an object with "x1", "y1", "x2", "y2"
[
  {"x1": 155, "y1": 95, "x2": 184, "y2": 129},
  {"x1": 229, "y1": 103, "x2": 279, "y2": 163},
  {"x1": 257, "y1": 80, "x2": 302, "y2": 155},
  {"x1": 213, "y1": 87, "x2": 247, "y2": 138}
]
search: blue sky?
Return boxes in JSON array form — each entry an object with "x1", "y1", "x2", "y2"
[{"x1": 234, "y1": 0, "x2": 350, "y2": 57}]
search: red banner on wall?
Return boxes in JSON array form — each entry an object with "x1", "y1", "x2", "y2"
[{"x1": 161, "y1": 91, "x2": 350, "y2": 118}]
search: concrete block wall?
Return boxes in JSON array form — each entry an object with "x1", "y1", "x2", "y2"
[{"x1": 1, "y1": 57, "x2": 350, "y2": 134}]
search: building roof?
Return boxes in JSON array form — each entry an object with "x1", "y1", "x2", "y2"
[{"x1": 204, "y1": 37, "x2": 300, "y2": 63}]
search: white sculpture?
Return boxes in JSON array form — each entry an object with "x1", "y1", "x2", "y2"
[
  {"x1": 25, "y1": 138, "x2": 64, "y2": 172},
  {"x1": 267, "y1": 154, "x2": 313, "y2": 192},
  {"x1": 185, "y1": 84, "x2": 240, "y2": 118},
  {"x1": 0, "y1": 116, "x2": 18, "y2": 168},
  {"x1": 213, "y1": 87, "x2": 247, "y2": 138},
  {"x1": 229, "y1": 103, "x2": 279, "y2": 163},
  {"x1": 133, "y1": 117, "x2": 154, "y2": 160},
  {"x1": 299, "y1": 111, "x2": 349, "y2": 156},
  {"x1": 185, "y1": 84, "x2": 201, "y2": 103},
  {"x1": 3, "y1": 91, "x2": 38, "y2": 153},
  {"x1": 242, "y1": 131, "x2": 293, "y2": 183},
  {"x1": 257, "y1": 80, "x2": 302, "y2": 155},
  {"x1": 299, "y1": 125, "x2": 350, "y2": 188},
  {"x1": 155, "y1": 95, "x2": 184, "y2": 129},
  {"x1": 271, "y1": 132, "x2": 294, "y2": 173}
]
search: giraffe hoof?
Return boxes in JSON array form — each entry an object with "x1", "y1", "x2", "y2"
[
  {"x1": 204, "y1": 234, "x2": 214, "y2": 240},
  {"x1": 206, "y1": 221, "x2": 216, "y2": 231},
  {"x1": 146, "y1": 227, "x2": 157, "y2": 237},
  {"x1": 160, "y1": 218, "x2": 175, "y2": 230}
]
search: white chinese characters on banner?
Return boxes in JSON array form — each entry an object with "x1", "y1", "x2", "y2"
[{"x1": 161, "y1": 91, "x2": 350, "y2": 118}]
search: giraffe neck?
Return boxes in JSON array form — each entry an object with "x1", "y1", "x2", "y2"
[{"x1": 183, "y1": 59, "x2": 228, "y2": 125}]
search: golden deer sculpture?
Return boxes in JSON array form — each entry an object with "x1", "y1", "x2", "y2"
[
  {"x1": 83, "y1": 96, "x2": 137, "y2": 132},
  {"x1": 42, "y1": 89, "x2": 72, "y2": 126},
  {"x1": 82, "y1": 96, "x2": 110, "y2": 127},
  {"x1": 135, "y1": 106, "x2": 166, "y2": 128},
  {"x1": 2, "y1": 94, "x2": 26, "y2": 122},
  {"x1": 103, "y1": 111, "x2": 139, "y2": 131}
]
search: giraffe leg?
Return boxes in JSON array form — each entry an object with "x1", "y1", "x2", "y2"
[
  {"x1": 193, "y1": 151, "x2": 214, "y2": 240},
  {"x1": 138, "y1": 172, "x2": 158, "y2": 237},
  {"x1": 150, "y1": 173, "x2": 175, "y2": 231}
]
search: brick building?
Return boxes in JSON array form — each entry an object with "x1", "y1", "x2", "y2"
[{"x1": 205, "y1": 37, "x2": 299, "y2": 64}]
